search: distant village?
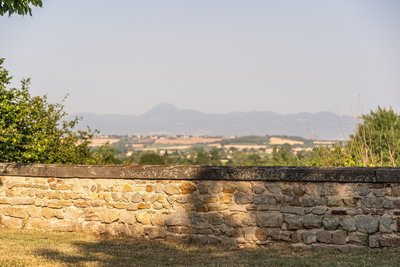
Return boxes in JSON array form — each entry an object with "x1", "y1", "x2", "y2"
[{"x1": 90, "y1": 135, "x2": 342, "y2": 165}]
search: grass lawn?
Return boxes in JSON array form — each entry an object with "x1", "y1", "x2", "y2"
[{"x1": 0, "y1": 229, "x2": 399, "y2": 267}]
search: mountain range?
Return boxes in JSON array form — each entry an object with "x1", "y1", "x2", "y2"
[{"x1": 70, "y1": 103, "x2": 357, "y2": 140}]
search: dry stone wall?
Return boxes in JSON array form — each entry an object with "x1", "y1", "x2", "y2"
[{"x1": 1, "y1": 164, "x2": 400, "y2": 248}]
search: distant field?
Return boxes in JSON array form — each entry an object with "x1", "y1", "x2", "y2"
[
  {"x1": 154, "y1": 137, "x2": 223, "y2": 145},
  {"x1": 90, "y1": 138, "x2": 120, "y2": 147},
  {"x1": 0, "y1": 229, "x2": 399, "y2": 267},
  {"x1": 269, "y1": 137, "x2": 304, "y2": 145}
]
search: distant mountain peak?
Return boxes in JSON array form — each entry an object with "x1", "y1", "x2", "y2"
[
  {"x1": 72, "y1": 104, "x2": 357, "y2": 140},
  {"x1": 144, "y1": 103, "x2": 179, "y2": 115}
]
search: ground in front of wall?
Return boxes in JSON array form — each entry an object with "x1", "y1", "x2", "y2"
[{"x1": 0, "y1": 229, "x2": 399, "y2": 267}]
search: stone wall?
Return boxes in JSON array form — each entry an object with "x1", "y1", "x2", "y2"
[{"x1": 1, "y1": 164, "x2": 400, "y2": 248}]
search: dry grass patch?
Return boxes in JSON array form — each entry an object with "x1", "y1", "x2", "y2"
[{"x1": 0, "y1": 229, "x2": 400, "y2": 266}]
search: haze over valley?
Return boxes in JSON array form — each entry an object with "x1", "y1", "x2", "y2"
[{"x1": 72, "y1": 103, "x2": 356, "y2": 140}]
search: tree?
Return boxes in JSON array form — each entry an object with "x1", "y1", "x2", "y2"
[
  {"x1": 346, "y1": 107, "x2": 400, "y2": 166},
  {"x1": 0, "y1": 58, "x2": 111, "y2": 164},
  {"x1": 0, "y1": 0, "x2": 42, "y2": 16},
  {"x1": 139, "y1": 153, "x2": 165, "y2": 165}
]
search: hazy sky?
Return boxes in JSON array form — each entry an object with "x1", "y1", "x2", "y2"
[{"x1": 1, "y1": 0, "x2": 399, "y2": 116}]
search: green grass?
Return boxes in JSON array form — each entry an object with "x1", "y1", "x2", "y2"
[{"x1": 0, "y1": 229, "x2": 400, "y2": 267}]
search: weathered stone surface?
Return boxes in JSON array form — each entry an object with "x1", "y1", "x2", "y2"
[
  {"x1": 301, "y1": 231, "x2": 317, "y2": 244},
  {"x1": 0, "y1": 216, "x2": 23, "y2": 229},
  {"x1": 165, "y1": 212, "x2": 187, "y2": 226},
  {"x1": 205, "y1": 213, "x2": 224, "y2": 225},
  {"x1": 380, "y1": 235, "x2": 400, "y2": 247},
  {"x1": 4, "y1": 206, "x2": 28, "y2": 219},
  {"x1": 355, "y1": 215, "x2": 379, "y2": 234},
  {"x1": 369, "y1": 234, "x2": 381, "y2": 248},
  {"x1": 136, "y1": 211, "x2": 151, "y2": 225},
  {"x1": 340, "y1": 217, "x2": 357, "y2": 232},
  {"x1": 51, "y1": 220, "x2": 76, "y2": 232},
  {"x1": 151, "y1": 213, "x2": 165, "y2": 226},
  {"x1": 98, "y1": 209, "x2": 119, "y2": 224},
  {"x1": 280, "y1": 206, "x2": 305, "y2": 215},
  {"x1": 323, "y1": 215, "x2": 340, "y2": 230},
  {"x1": 163, "y1": 185, "x2": 181, "y2": 195},
  {"x1": 348, "y1": 232, "x2": 368, "y2": 246},
  {"x1": 303, "y1": 214, "x2": 322, "y2": 229},
  {"x1": 268, "y1": 229, "x2": 291, "y2": 242},
  {"x1": 2, "y1": 165, "x2": 400, "y2": 248},
  {"x1": 234, "y1": 192, "x2": 253, "y2": 204},
  {"x1": 379, "y1": 214, "x2": 395, "y2": 234},
  {"x1": 285, "y1": 215, "x2": 303, "y2": 230},
  {"x1": 228, "y1": 213, "x2": 256, "y2": 227},
  {"x1": 119, "y1": 211, "x2": 136, "y2": 225},
  {"x1": 311, "y1": 207, "x2": 328, "y2": 215},
  {"x1": 316, "y1": 230, "x2": 332, "y2": 244},
  {"x1": 255, "y1": 228, "x2": 268, "y2": 241},
  {"x1": 256, "y1": 212, "x2": 284, "y2": 228},
  {"x1": 180, "y1": 182, "x2": 196, "y2": 194},
  {"x1": 332, "y1": 230, "x2": 347, "y2": 245}
]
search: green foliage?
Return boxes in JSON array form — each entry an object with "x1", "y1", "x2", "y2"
[
  {"x1": 139, "y1": 153, "x2": 165, "y2": 165},
  {"x1": 0, "y1": 0, "x2": 42, "y2": 16},
  {"x1": 346, "y1": 107, "x2": 400, "y2": 166},
  {"x1": 0, "y1": 58, "x2": 112, "y2": 164}
]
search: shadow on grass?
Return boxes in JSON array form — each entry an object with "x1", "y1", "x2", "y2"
[
  {"x1": 35, "y1": 239, "x2": 255, "y2": 266},
  {"x1": 34, "y1": 238, "x2": 400, "y2": 267}
]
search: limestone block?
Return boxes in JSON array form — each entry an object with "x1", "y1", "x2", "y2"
[
  {"x1": 340, "y1": 217, "x2": 357, "y2": 232},
  {"x1": 234, "y1": 192, "x2": 253, "y2": 205},
  {"x1": 27, "y1": 206, "x2": 42, "y2": 218},
  {"x1": 303, "y1": 214, "x2": 322, "y2": 229},
  {"x1": 163, "y1": 185, "x2": 181, "y2": 195},
  {"x1": 42, "y1": 208, "x2": 56, "y2": 219},
  {"x1": 98, "y1": 209, "x2": 120, "y2": 223},
  {"x1": 379, "y1": 234, "x2": 400, "y2": 247},
  {"x1": 119, "y1": 211, "x2": 136, "y2": 225},
  {"x1": 51, "y1": 220, "x2": 76, "y2": 232},
  {"x1": 268, "y1": 229, "x2": 291, "y2": 242},
  {"x1": 322, "y1": 215, "x2": 340, "y2": 230},
  {"x1": 300, "y1": 196, "x2": 317, "y2": 207},
  {"x1": 379, "y1": 214, "x2": 395, "y2": 234},
  {"x1": 0, "y1": 215, "x2": 23, "y2": 229},
  {"x1": 253, "y1": 185, "x2": 265, "y2": 194},
  {"x1": 47, "y1": 200, "x2": 71, "y2": 209},
  {"x1": 369, "y1": 234, "x2": 381, "y2": 248},
  {"x1": 135, "y1": 211, "x2": 151, "y2": 225},
  {"x1": 144, "y1": 226, "x2": 166, "y2": 240},
  {"x1": 362, "y1": 197, "x2": 384, "y2": 209},
  {"x1": 311, "y1": 207, "x2": 328, "y2": 215},
  {"x1": 122, "y1": 184, "x2": 133, "y2": 192},
  {"x1": 284, "y1": 214, "x2": 303, "y2": 230},
  {"x1": 205, "y1": 213, "x2": 224, "y2": 225},
  {"x1": 151, "y1": 213, "x2": 166, "y2": 226},
  {"x1": 9, "y1": 198, "x2": 35, "y2": 205},
  {"x1": 332, "y1": 230, "x2": 347, "y2": 245},
  {"x1": 180, "y1": 182, "x2": 197, "y2": 194},
  {"x1": 137, "y1": 203, "x2": 151, "y2": 209},
  {"x1": 254, "y1": 195, "x2": 277, "y2": 205},
  {"x1": 301, "y1": 231, "x2": 317, "y2": 244},
  {"x1": 165, "y1": 212, "x2": 187, "y2": 226},
  {"x1": 316, "y1": 230, "x2": 332, "y2": 244},
  {"x1": 197, "y1": 183, "x2": 209, "y2": 194},
  {"x1": 131, "y1": 193, "x2": 144, "y2": 203},
  {"x1": 355, "y1": 215, "x2": 379, "y2": 234},
  {"x1": 256, "y1": 212, "x2": 284, "y2": 228},
  {"x1": 255, "y1": 228, "x2": 268, "y2": 241},
  {"x1": 4, "y1": 206, "x2": 28, "y2": 219},
  {"x1": 348, "y1": 232, "x2": 369, "y2": 246}
]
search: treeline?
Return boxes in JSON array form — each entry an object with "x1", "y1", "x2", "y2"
[{"x1": 1, "y1": 59, "x2": 399, "y2": 167}]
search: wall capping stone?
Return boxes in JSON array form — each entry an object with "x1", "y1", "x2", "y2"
[{"x1": 0, "y1": 163, "x2": 399, "y2": 182}]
